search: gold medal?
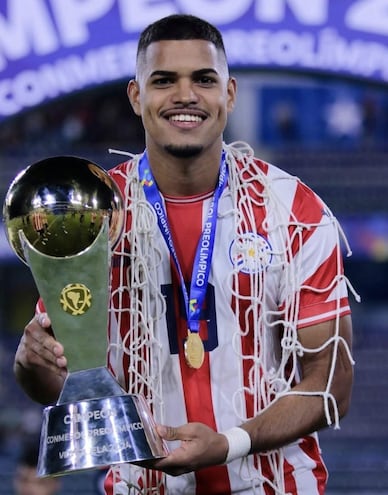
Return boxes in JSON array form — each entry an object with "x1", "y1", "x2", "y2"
[{"x1": 184, "y1": 330, "x2": 205, "y2": 369}]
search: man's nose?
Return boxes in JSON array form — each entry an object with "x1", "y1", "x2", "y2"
[{"x1": 172, "y1": 79, "x2": 198, "y2": 104}]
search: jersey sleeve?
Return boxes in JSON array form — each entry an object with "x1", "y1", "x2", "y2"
[
  {"x1": 35, "y1": 297, "x2": 46, "y2": 315},
  {"x1": 279, "y1": 180, "x2": 351, "y2": 329}
]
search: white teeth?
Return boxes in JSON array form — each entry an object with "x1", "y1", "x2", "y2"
[{"x1": 170, "y1": 114, "x2": 202, "y2": 122}]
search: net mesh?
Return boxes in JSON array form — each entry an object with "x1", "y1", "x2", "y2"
[{"x1": 105, "y1": 142, "x2": 358, "y2": 494}]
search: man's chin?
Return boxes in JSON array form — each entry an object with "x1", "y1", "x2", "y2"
[{"x1": 164, "y1": 144, "x2": 203, "y2": 158}]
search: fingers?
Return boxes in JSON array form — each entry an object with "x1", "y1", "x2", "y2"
[
  {"x1": 156, "y1": 424, "x2": 180, "y2": 441},
  {"x1": 151, "y1": 423, "x2": 228, "y2": 476},
  {"x1": 18, "y1": 313, "x2": 67, "y2": 374},
  {"x1": 156, "y1": 423, "x2": 201, "y2": 442},
  {"x1": 36, "y1": 312, "x2": 51, "y2": 328},
  {"x1": 34, "y1": 313, "x2": 66, "y2": 363}
]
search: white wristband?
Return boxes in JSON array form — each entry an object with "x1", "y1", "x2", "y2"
[{"x1": 222, "y1": 427, "x2": 251, "y2": 464}]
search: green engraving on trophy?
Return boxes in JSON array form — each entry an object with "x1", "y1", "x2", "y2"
[{"x1": 20, "y1": 220, "x2": 110, "y2": 372}]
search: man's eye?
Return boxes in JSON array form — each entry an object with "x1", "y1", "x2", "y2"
[
  {"x1": 196, "y1": 76, "x2": 216, "y2": 85},
  {"x1": 153, "y1": 77, "x2": 172, "y2": 85}
]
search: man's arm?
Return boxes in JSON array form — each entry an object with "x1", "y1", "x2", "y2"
[
  {"x1": 14, "y1": 313, "x2": 68, "y2": 405},
  {"x1": 242, "y1": 314, "x2": 353, "y2": 452},
  {"x1": 151, "y1": 314, "x2": 353, "y2": 476}
]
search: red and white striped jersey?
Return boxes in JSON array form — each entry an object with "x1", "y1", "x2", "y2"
[
  {"x1": 33, "y1": 146, "x2": 350, "y2": 495},
  {"x1": 102, "y1": 147, "x2": 351, "y2": 495}
]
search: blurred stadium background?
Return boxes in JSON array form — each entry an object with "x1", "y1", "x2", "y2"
[{"x1": 0, "y1": 1, "x2": 387, "y2": 493}]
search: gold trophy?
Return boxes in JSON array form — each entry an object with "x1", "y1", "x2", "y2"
[{"x1": 3, "y1": 156, "x2": 167, "y2": 477}]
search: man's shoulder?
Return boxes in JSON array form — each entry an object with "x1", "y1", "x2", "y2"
[
  {"x1": 236, "y1": 151, "x2": 325, "y2": 216},
  {"x1": 236, "y1": 151, "x2": 301, "y2": 186},
  {"x1": 253, "y1": 156, "x2": 297, "y2": 181},
  {"x1": 108, "y1": 158, "x2": 138, "y2": 187},
  {"x1": 108, "y1": 158, "x2": 136, "y2": 175}
]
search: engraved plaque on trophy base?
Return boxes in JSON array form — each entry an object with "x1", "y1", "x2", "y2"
[{"x1": 38, "y1": 367, "x2": 167, "y2": 477}]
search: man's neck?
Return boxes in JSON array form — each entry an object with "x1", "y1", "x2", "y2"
[{"x1": 145, "y1": 146, "x2": 223, "y2": 197}]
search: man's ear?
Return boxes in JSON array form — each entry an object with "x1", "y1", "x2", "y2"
[
  {"x1": 227, "y1": 77, "x2": 237, "y2": 113},
  {"x1": 127, "y1": 79, "x2": 141, "y2": 116}
]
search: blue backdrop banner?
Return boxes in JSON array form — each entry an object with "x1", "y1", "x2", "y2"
[{"x1": 1, "y1": 0, "x2": 388, "y2": 121}]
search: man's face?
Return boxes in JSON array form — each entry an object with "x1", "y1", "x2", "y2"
[
  {"x1": 128, "y1": 39, "x2": 236, "y2": 158},
  {"x1": 14, "y1": 465, "x2": 60, "y2": 495}
]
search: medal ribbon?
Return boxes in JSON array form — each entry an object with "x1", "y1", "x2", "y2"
[{"x1": 138, "y1": 152, "x2": 228, "y2": 334}]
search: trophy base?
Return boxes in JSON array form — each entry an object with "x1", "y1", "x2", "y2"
[{"x1": 37, "y1": 367, "x2": 168, "y2": 477}]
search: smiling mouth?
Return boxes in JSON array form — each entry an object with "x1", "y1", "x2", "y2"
[{"x1": 169, "y1": 114, "x2": 204, "y2": 123}]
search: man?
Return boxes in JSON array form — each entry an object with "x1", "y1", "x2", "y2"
[
  {"x1": 13, "y1": 437, "x2": 61, "y2": 495},
  {"x1": 14, "y1": 14, "x2": 355, "y2": 495}
]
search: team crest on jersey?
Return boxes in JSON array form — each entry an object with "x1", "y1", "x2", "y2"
[{"x1": 229, "y1": 233, "x2": 273, "y2": 274}]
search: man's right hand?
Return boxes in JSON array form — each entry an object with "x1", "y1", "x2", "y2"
[{"x1": 14, "y1": 313, "x2": 68, "y2": 404}]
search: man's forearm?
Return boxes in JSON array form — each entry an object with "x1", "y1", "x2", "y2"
[
  {"x1": 242, "y1": 391, "x2": 332, "y2": 454},
  {"x1": 14, "y1": 360, "x2": 64, "y2": 405}
]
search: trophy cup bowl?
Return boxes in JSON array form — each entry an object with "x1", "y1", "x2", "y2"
[
  {"x1": 3, "y1": 155, "x2": 124, "y2": 262},
  {"x1": 3, "y1": 156, "x2": 168, "y2": 476}
]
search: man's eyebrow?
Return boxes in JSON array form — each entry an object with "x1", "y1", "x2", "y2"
[
  {"x1": 192, "y1": 68, "x2": 219, "y2": 76},
  {"x1": 149, "y1": 68, "x2": 219, "y2": 78},
  {"x1": 150, "y1": 70, "x2": 176, "y2": 78}
]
